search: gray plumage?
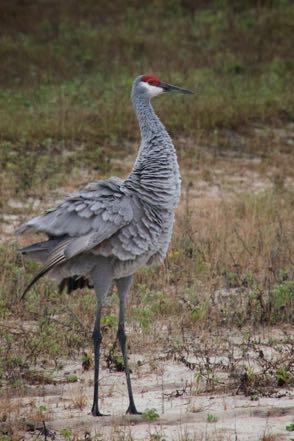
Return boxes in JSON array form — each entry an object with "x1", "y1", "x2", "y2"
[{"x1": 16, "y1": 74, "x2": 193, "y2": 416}]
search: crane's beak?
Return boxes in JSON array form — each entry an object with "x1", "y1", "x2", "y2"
[{"x1": 160, "y1": 81, "x2": 194, "y2": 94}]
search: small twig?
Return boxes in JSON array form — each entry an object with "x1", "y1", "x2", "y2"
[
  {"x1": 234, "y1": 227, "x2": 253, "y2": 256},
  {"x1": 64, "y1": 303, "x2": 89, "y2": 336},
  {"x1": 163, "y1": 388, "x2": 187, "y2": 399},
  {"x1": 43, "y1": 421, "x2": 47, "y2": 441}
]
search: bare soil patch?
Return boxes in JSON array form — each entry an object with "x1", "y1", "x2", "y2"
[{"x1": 1, "y1": 344, "x2": 293, "y2": 441}]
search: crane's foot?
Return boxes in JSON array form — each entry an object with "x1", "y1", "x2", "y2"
[
  {"x1": 91, "y1": 403, "x2": 109, "y2": 417},
  {"x1": 126, "y1": 403, "x2": 142, "y2": 415}
]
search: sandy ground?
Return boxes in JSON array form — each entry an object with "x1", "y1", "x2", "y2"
[{"x1": 1, "y1": 353, "x2": 293, "y2": 441}]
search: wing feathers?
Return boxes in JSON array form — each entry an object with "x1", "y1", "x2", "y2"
[{"x1": 16, "y1": 177, "x2": 133, "y2": 239}]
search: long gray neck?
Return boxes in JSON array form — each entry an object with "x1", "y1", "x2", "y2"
[
  {"x1": 124, "y1": 94, "x2": 181, "y2": 209},
  {"x1": 132, "y1": 93, "x2": 165, "y2": 141}
]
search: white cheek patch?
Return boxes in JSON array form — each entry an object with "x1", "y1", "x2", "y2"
[{"x1": 141, "y1": 82, "x2": 163, "y2": 97}]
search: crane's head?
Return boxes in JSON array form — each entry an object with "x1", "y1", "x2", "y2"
[{"x1": 133, "y1": 74, "x2": 193, "y2": 99}]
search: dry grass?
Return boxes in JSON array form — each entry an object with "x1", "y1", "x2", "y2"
[
  {"x1": 259, "y1": 431, "x2": 280, "y2": 441},
  {"x1": 71, "y1": 389, "x2": 88, "y2": 411},
  {"x1": 131, "y1": 188, "x2": 294, "y2": 331}
]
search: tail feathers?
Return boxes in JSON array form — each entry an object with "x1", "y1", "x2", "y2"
[
  {"x1": 21, "y1": 267, "x2": 51, "y2": 300},
  {"x1": 22, "y1": 272, "x2": 92, "y2": 300},
  {"x1": 20, "y1": 239, "x2": 62, "y2": 255},
  {"x1": 20, "y1": 244, "x2": 49, "y2": 255},
  {"x1": 20, "y1": 239, "x2": 63, "y2": 265},
  {"x1": 15, "y1": 223, "x2": 32, "y2": 235},
  {"x1": 20, "y1": 253, "x2": 66, "y2": 300},
  {"x1": 20, "y1": 237, "x2": 91, "y2": 300}
]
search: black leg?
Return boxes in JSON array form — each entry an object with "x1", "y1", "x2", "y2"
[
  {"x1": 116, "y1": 276, "x2": 141, "y2": 415},
  {"x1": 117, "y1": 324, "x2": 141, "y2": 415},
  {"x1": 91, "y1": 304, "x2": 105, "y2": 416},
  {"x1": 90, "y1": 259, "x2": 113, "y2": 416}
]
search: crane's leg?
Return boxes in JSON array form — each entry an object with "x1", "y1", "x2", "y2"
[
  {"x1": 91, "y1": 263, "x2": 113, "y2": 417},
  {"x1": 91, "y1": 300, "x2": 105, "y2": 416},
  {"x1": 116, "y1": 276, "x2": 141, "y2": 415}
]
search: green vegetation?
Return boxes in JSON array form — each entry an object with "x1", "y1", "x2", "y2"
[
  {"x1": 270, "y1": 280, "x2": 294, "y2": 323},
  {"x1": 60, "y1": 428, "x2": 72, "y2": 439},
  {"x1": 67, "y1": 374, "x2": 78, "y2": 383},
  {"x1": 207, "y1": 414, "x2": 218, "y2": 423},
  {"x1": 275, "y1": 367, "x2": 291, "y2": 386},
  {"x1": 143, "y1": 408, "x2": 160, "y2": 422},
  {"x1": 149, "y1": 434, "x2": 167, "y2": 441},
  {"x1": 0, "y1": 1, "x2": 294, "y2": 204}
]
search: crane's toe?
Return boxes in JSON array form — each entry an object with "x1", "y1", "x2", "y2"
[
  {"x1": 126, "y1": 404, "x2": 142, "y2": 415},
  {"x1": 91, "y1": 404, "x2": 110, "y2": 417}
]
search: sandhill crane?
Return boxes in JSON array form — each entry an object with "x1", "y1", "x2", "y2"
[{"x1": 16, "y1": 74, "x2": 193, "y2": 416}]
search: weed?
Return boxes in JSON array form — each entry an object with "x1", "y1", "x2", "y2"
[
  {"x1": 207, "y1": 414, "x2": 218, "y2": 423},
  {"x1": 143, "y1": 408, "x2": 160, "y2": 422},
  {"x1": 149, "y1": 433, "x2": 167, "y2": 441},
  {"x1": 132, "y1": 306, "x2": 154, "y2": 329},
  {"x1": 60, "y1": 428, "x2": 72, "y2": 439},
  {"x1": 270, "y1": 281, "x2": 294, "y2": 324},
  {"x1": 101, "y1": 314, "x2": 118, "y2": 330},
  {"x1": 71, "y1": 391, "x2": 87, "y2": 410},
  {"x1": 223, "y1": 269, "x2": 240, "y2": 289},
  {"x1": 259, "y1": 432, "x2": 279, "y2": 441},
  {"x1": 81, "y1": 352, "x2": 91, "y2": 370},
  {"x1": 105, "y1": 342, "x2": 125, "y2": 372},
  {"x1": 286, "y1": 423, "x2": 294, "y2": 431},
  {"x1": 275, "y1": 368, "x2": 291, "y2": 386},
  {"x1": 67, "y1": 374, "x2": 78, "y2": 383}
]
